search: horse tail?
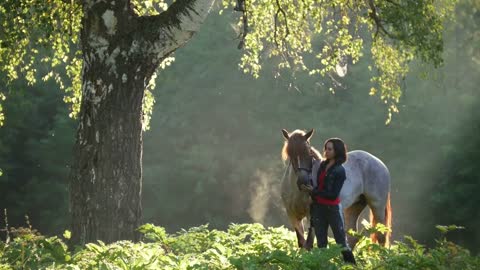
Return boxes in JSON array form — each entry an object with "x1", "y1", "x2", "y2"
[
  {"x1": 384, "y1": 192, "x2": 392, "y2": 247},
  {"x1": 369, "y1": 208, "x2": 377, "y2": 244},
  {"x1": 369, "y1": 192, "x2": 392, "y2": 247}
]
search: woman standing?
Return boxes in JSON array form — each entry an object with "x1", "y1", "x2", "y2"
[{"x1": 301, "y1": 138, "x2": 356, "y2": 264}]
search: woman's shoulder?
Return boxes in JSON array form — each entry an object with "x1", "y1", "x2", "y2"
[
  {"x1": 318, "y1": 159, "x2": 328, "y2": 168},
  {"x1": 333, "y1": 163, "x2": 346, "y2": 174},
  {"x1": 320, "y1": 159, "x2": 341, "y2": 167}
]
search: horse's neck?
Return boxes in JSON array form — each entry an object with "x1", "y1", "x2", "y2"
[
  {"x1": 285, "y1": 161, "x2": 300, "y2": 189},
  {"x1": 310, "y1": 147, "x2": 323, "y2": 160}
]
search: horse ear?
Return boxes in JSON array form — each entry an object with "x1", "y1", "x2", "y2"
[
  {"x1": 304, "y1": 129, "x2": 314, "y2": 141},
  {"x1": 282, "y1": 129, "x2": 290, "y2": 140}
]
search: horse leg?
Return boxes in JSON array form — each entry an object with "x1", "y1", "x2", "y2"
[
  {"x1": 289, "y1": 216, "x2": 306, "y2": 248},
  {"x1": 368, "y1": 193, "x2": 392, "y2": 247},
  {"x1": 304, "y1": 213, "x2": 315, "y2": 250},
  {"x1": 344, "y1": 197, "x2": 367, "y2": 249}
]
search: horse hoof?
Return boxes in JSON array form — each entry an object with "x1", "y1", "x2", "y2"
[{"x1": 302, "y1": 243, "x2": 313, "y2": 251}]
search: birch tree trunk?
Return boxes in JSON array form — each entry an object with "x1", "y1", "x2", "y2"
[{"x1": 69, "y1": 0, "x2": 215, "y2": 245}]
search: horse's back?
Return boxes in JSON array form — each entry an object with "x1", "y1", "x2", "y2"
[
  {"x1": 346, "y1": 150, "x2": 389, "y2": 175},
  {"x1": 341, "y1": 150, "x2": 390, "y2": 207}
]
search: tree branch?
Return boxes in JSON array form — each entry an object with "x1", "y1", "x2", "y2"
[
  {"x1": 134, "y1": 0, "x2": 215, "y2": 62},
  {"x1": 366, "y1": 0, "x2": 396, "y2": 40},
  {"x1": 234, "y1": 0, "x2": 248, "y2": 49},
  {"x1": 274, "y1": 0, "x2": 289, "y2": 48}
]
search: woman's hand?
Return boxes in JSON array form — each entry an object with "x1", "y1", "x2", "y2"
[{"x1": 300, "y1": 184, "x2": 314, "y2": 194}]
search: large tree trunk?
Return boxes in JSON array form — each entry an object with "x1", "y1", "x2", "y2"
[
  {"x1": 69, "y1": 58, "x2": 149, "y2": 244},
  {"x1": 70, "y1": 0, "x2": 214, "y2": 245}
]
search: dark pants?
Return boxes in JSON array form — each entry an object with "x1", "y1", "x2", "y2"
[{"x1": 310, "y1": 203, "x2": 356, "y2": 264}]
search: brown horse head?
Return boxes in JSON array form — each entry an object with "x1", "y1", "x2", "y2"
[{"x1": 281, "y1": 129, "x2": 322, "y2": 186}]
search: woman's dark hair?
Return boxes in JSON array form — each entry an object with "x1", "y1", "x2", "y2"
[{"x1": 324, "y1": 138, "x2": 347, "y2": 164}]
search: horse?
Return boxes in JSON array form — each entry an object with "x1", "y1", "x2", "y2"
[{"x1": 280, "y1": 128, "x2": 392, "y2": 250}]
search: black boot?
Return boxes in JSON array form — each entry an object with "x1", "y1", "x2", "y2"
[{"x1": 341, "y1": 250, "x2": 357, "y2": 265}]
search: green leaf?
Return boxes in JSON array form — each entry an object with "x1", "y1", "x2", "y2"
[{"x1": 63, "y1": 230, "x2": 71, "y2": 240}]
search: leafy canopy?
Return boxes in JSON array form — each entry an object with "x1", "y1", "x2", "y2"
[
  {"x1": 0, "y1": 0, "x2": 170, "y2": 130},
  {"x1": 222, "y1": 0, "x2": 456, "y2": 123},
  {"x1": 0, "y1": 0, "x2": 456, "y2": 125}
]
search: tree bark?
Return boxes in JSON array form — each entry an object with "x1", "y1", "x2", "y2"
[{"x1": 69, "y1": 0, "x2": 215, "y2": 245}]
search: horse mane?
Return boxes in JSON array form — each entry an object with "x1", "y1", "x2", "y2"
[
  {"x1": 310, "y1": 147, "x2": 322, "y2": 160},
  {"x1": 281, "y1": 129, "x2": 323, "y2": 161}
]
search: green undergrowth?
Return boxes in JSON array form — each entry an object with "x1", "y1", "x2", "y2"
[{"x1": 0, "y1": 222, "x2": 478, "y2": 269}]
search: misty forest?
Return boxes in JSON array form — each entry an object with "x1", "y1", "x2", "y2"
[{"x1": 0, "y1": 0, "x2": 479, "y2": 269}]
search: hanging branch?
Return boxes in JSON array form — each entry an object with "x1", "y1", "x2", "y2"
[
  {"x1": 234, "y1": 0, "x2": 248, "y2": 49},
  {"x1": 367, "y1": 0, "x2": 395, "y2": 40},
  {"x1": 274, "y1": 0, "x2": 289, "y2": 48}
]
